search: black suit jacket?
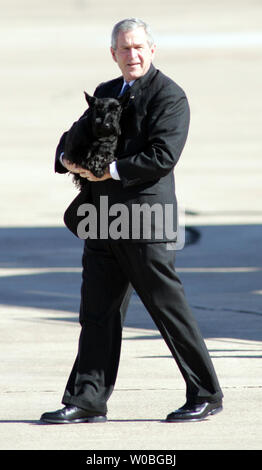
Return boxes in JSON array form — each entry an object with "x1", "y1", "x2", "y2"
[{"x1": 55, "y1": 64, "x2": 190, "y2": 242}]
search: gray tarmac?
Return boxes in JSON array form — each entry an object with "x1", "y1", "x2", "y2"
[{"x1": 0, "y1": 0, "x2": 261, "y2": 452}]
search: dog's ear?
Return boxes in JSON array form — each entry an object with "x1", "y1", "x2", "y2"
[{"x1": 84, "y1": 91, "x2": 97, "y2": 107}]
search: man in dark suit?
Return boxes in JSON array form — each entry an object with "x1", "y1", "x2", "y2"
[{"x1": 41, "y1": 18, "x2": 223, "y2": 424}]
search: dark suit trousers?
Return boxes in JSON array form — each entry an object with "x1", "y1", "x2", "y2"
[{"x1": 62, "y1": 239, "x2": 223, "y2": 414}]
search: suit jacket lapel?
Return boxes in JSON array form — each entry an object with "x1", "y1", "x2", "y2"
[{"x1": 110, "y1": 78, "x2": 124, "y2": 98}]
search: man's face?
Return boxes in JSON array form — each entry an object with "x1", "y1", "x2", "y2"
[{"x1": 110, "y1": 27, "x2": 156, "y2": 83}]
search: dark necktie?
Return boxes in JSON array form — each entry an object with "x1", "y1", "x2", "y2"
[{"x1": 119, "y1": 82, "x2": 130, "y2": 96}]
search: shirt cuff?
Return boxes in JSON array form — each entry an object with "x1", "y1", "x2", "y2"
[{"x1": 109, "y1": 161, "x2": 120, "y2": 180}]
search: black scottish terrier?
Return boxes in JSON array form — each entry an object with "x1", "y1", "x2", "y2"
[{"x1": 64, "y1": 91, "x2": 128, "y2": 189}]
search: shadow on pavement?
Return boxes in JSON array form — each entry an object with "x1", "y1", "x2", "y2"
[{"x1": 0, "y1": 225, "x2": 261, "y2": 342}]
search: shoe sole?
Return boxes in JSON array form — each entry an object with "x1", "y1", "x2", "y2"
[
  {"x1": 41, "y1": 415, "x2": 107, "y2": 424},
  {"x1": 165, "y1": 405, "x2": 223, "y2": 423}
]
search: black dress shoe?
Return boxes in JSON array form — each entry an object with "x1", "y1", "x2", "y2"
[
  {"x1": 40, "y1": 405, "x2": 107, "y2": 424},
  {"x1": 166, "y1": 400, "x2": 223, "y2": 422}
]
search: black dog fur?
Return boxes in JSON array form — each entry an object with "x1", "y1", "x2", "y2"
[{"x1": 64, "y1": 91, "x2": 128, "y2": 189}]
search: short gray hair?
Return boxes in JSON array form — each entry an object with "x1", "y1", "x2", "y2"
[{"x1": 111, "y1": 18, "x2": 154, "y2": 50}]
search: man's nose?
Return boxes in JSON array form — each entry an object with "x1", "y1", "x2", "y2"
[{"x1": 128, "y1": 47, "x2": 138, "y2": 59}]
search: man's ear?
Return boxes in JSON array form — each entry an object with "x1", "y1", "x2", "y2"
[
  {"x1": 110, "y1": 47, "x2": 118, "y2": 63},
  {"x1": 84, "y1": 91, "x2": 96, "y2": 106}
]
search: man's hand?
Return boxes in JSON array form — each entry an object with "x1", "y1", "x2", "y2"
[
  {"x1": 63, "y1": 158, "x2": 111, "y2": 181},
  {"x1": 79, "y1": 168, "x2": 112, "y2": 182}
]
